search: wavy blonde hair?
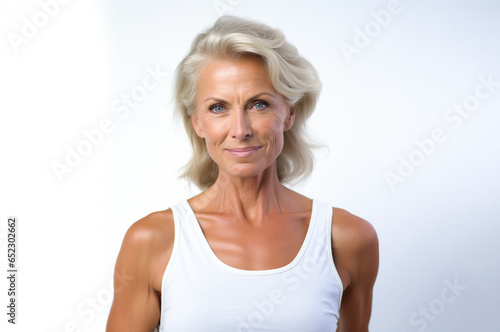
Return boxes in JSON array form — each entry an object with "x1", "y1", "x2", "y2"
[{"x1": 173, "y1": 15, "x2": 322, "y2": 189}]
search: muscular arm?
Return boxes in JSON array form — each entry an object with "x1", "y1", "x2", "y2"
[
  {"x1": 332, "y1": 208, "x2": 379, "y2": 332},
  {"x1": 106, "y1": 211, "x2": 174, "y2": 332}
]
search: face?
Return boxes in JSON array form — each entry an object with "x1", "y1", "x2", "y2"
[{"x1": 192, "y1": 55, "x2": 295, "y2": 180}]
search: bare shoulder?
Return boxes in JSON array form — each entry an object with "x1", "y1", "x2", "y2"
[
  {"x1": 124, "y1": 209, "x2": 175, "y2": 246},
  {"x1": 107, "y1": 209, "x2": 175, "y2": 331},
  {"x1": 118, "y1": 209, "x2": 175, "y2": 290},
  {"x1": 331, "y1": 207, "x2": 379, "y2": 289},
  {"x1": 332, "y1": 208, "x2": 378, "y2": 251}
]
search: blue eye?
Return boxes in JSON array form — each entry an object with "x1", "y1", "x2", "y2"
[
  {"x1": 210, "y1": 104, "x2": 224, "y2": 113},
  {"x1": 253, "y1": 102, "x2": 268, "y2": 110}
]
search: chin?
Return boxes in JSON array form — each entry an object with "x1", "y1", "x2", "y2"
[{"x1": 220, "y1": 162, "x2": 274, "y2": 180}]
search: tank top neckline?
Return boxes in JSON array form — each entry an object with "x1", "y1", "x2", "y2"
[{"x1": 181, "y1": 199, "x2": 319, "y2": 276}]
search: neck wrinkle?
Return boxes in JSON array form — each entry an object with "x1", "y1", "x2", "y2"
[{"x1": 199, "y1": 163, "x2": 288, "y2": 224}]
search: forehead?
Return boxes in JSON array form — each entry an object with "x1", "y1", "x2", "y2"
[{"x1": 197, "y1": 56, "x2": 275, "y2": 95}]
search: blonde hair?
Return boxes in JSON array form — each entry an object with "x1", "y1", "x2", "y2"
[{"x1": 173, "y1": 15, "x2": 321, "y2": 189}]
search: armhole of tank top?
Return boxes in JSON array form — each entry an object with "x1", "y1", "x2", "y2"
[
  {"x1": 159, "y1": 205, "x2": 180, "y2": 330},
  {"x1": 326, "y1": 204, "x2": 344, "y2": 309}
]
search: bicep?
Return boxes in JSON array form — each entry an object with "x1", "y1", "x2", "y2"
[
  {"x1": 106, "y1": 225, "x2": 161, "y2": 332},
  {"x1": 337, "y1": 283, "x2": 374, "y2": 332}
]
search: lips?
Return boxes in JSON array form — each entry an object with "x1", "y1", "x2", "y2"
[{"x1": 226, "y1": 146, "x2": 262, "y2": 158}]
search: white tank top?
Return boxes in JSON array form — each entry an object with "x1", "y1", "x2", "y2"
[{"x1": 158, "y1": 199, "x2": 343, "y2": 331}]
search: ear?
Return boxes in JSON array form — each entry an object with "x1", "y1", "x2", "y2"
[
  {"x1": 284, "y1": 104, "x2": 296, "y2": 131},
  {"x1": 191, "y1": 112, "x2": 205, "y2": 138}
]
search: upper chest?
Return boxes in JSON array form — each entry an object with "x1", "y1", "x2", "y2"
[{"x1": 193, "y1": 212, "x2": 311, "y2": 271}]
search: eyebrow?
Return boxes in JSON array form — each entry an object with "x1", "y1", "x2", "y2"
[{"x1": 203, "y1": 92, "x2": 276, "y2": 107}]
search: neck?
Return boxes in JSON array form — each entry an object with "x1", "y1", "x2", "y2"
[{"x1": 195, "y1": 163, "x2": 291, "y2": 223}]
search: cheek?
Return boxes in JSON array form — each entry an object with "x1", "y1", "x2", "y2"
[
  {"x1": 254, "y1": 110, "x2": 285, "y2": 131},
  {"x1": 256, "y1": 115, "x2": 285, "y2": 150},
  {"x1": 268, "y1": 105, "x2": 288, "y2": 132},
  {"x1": 266, "y1": 113, "x2": 286, "y2": 139},
  {"x1": 272, "y1": 116, "x2": 284, "y2": 131},
  {"x1": 199, "y1": 119, "x2": 230, "y2": 162},
  {"x1": 199, "y1": 117, "x2": 225, "y2": 141}
]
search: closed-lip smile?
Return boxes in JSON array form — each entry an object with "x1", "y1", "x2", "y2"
[{"x1": 225, "y1": 146, "x2": 262, "y2": 157}]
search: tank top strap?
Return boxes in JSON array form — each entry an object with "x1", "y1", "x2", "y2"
[
  {"x1": 306, "y1": 200, "x2": 343, "y2": 308},
  {"x1": 169, "y1": 200, "x2": 212, "y2": 260},
  {"x1": 309, "y1": 200, "x2": 333, "y2": 251},
  {"x1": 300, "y1": 200, "x2": 334, "y2": 268}
]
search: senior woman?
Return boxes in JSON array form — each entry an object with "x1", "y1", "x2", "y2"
[{"x1": 107, "y1": 15, "x2": 378, "y2": 332}]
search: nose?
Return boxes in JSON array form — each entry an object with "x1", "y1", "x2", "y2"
[{"x1": 230, "y1": 110, "x2": 253, "y2": 140}]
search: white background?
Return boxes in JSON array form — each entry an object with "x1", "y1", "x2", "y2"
[{"x1": 1, "y1": 0, "x2": 499, "y2": 331}]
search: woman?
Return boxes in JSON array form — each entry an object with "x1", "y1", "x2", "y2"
[{"x1": 107, "y1": 15, "x2": 378, "y2": 332}]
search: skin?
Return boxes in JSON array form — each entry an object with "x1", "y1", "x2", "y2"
[{"x1": 107, "y1": 55, "x2": 379, "y2": 332}]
